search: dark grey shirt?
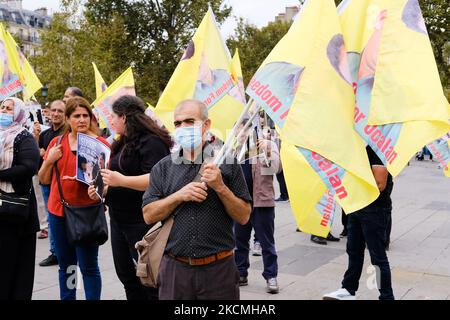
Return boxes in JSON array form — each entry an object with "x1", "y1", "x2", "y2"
[{"x1": 142, "y1": 148, "x2": 252, "y2": 258}]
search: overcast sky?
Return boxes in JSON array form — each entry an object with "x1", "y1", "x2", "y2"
[{"x1": 22, "y1": 0, "x2": 300, "y2": 38}]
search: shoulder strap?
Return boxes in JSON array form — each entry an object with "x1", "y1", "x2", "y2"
[{"x1": 53, "y1": 135, "x2": 67, "y2": 205}]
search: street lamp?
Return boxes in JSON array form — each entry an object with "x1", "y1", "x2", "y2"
[{"x1": 41, "y1": 84, "x2": 48, "y2": 106}]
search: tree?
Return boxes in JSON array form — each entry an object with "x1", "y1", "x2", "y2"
[
  {"x1": 420, "y1": 0, "x2": 450, "y2": 92},
  {"x1": 32, "y1": 0, "x2": 231, "y2": 104},
  {"x1": 31, "y1": 10, "x2": 129, "y2": 103},
  {"x1": 31, "y1": 13, "x2": 77, "y2": 103},
  {"x1": 84, "y1": 0, "x2": 231, "y2": 103}
]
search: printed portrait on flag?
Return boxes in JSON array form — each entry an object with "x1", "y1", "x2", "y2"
[
  {"x1": 247, "y1": 62, "x2": 304, "y2": 127},
  {"x1": 0, "y1": 39, "x2": 14, "y2": 87},
  {"x1": 402, "y1": 0, "x2": 427, "y2": 35},
  {"x1": 181, "y1": 40, "x2": 232, "y2": 109},
  {"x1": 359, "y1": 9, "x2": 387, "y2": 80},
  {"x1": 3, "y1": 30, "x2": 41, "y2": 101},
  {"x1": 327, "y1": 34, "x2": 352, "y2": 85},
  {"x1": 95, "y1": 84, "x2": 135, "y2": 136},
  {"x1": 103, "y1": 86, "x2": 135, "y2": 110},
  {"x1": 228, "y1": 75, "x2": 246, "y2": 104}
]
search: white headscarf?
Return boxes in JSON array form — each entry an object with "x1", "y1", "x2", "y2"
[{"x1": 0, "y1": 97, "x2": 29, "y2": 192}]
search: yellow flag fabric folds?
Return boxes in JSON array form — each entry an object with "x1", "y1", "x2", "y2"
[
  {"x1": 92, "y1": 62, "x2": 107, "y2": 99},
  {"x1": 339, "y1": 0, "x2": 450, "y2": 176},
  {"x1": 246, "y1": 0, "x2": 379, "y2": 235},
  {"x1": 4, "y1": 31, "x2": 42, "y2": 101},
  {"x1": 155, "y1": 8, "x2": 242, "y2": 140},
  {"x1": 0, "y1": 24, "x2": 24, "y2": 100},
  {"x1": 281, "y1": 142, "x2": 338, "y2": 237},
  {"x1": 92, "y1": 67, "x2": 135, "y2": 139}
]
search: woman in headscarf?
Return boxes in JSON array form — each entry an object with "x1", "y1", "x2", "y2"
[{"x1": 0, "y1": 97, "x2": 40, "y2": 300}]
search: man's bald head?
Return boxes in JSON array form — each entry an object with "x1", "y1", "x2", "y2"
[
  {"x1": 173, "y1": 99, "x2": 211, "y2": 148},
  {"x1": 174, "y1": 99, "x2": 208, "y2": 121},
  {"x1": 63, "y1": 87, "x2": 83, "y2": 103}
]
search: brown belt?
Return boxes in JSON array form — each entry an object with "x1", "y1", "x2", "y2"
[{"x1": 169, "y1": 250, "x2": 233, "y2": 266}]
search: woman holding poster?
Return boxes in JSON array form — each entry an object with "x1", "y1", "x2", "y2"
[
  {"x1": 95, "y1": 95, "x2": 172, "y2": 300},
  {"x1": 38, "y1": 97, "x2": 110, "y2": 300}
]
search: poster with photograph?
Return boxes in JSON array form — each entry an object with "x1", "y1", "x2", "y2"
[
  {"x1": 26, "y1": 101, "x2": 49, "y2": 133},
  {"x1": 76, "y1": 133, "x2": 110, "y2": 199}
]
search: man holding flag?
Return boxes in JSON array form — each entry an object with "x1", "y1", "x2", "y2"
[
  {"x1": 323, "y1": 146, "x2": 394, "y2": 300},
  {"x1": 142, "y1": 99, "x2": 252, "y2": 300},
  {"x1": 246, "y1": 0, "x2": 380, "y2": 241}
]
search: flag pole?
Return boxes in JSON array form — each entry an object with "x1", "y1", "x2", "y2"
[
  {"x1": 213, "y1": 98, "x2": 254, "y2": 166},
  {"x1": 217, "y1": 104, "x2": 261, "y2": 165}
]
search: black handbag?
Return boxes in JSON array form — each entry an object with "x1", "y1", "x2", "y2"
[
  {"x1": 0, "y1": 189, "x2": 30, "y2": 223},
  {"x1": 54, "y1": 162, "x2": 108, "y2": 247}
]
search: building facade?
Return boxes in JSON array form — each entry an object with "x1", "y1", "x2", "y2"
[
  {"x1": 275, "y1": 6, "x2": 300, "y2": 24},
  {"x1": 0, "y1": 0, "x2": 51, "y2": 56}
]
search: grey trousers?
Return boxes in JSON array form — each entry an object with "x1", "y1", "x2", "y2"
[{"x1": 158, "y1": 254, "x2": 240, "y2": 300}]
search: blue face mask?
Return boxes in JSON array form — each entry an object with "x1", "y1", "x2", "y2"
[
  {"x1": 174, "y1": 125, "x2": 203, "y2": 151},
  {"x1": 0, "y1": 113, "x2": 13, "y2": 128}
]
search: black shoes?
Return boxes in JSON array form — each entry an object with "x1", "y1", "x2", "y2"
[
  {"x1": 340, "y1": 229, "x2": 348, "y2": 238},
  {"x1": 275, "y1": 197, "x2": 289, "y2": 202},
  {"x1": 310, "y1": 235, "x2": 327, "y2": 245},
  {"x1": 326, "y1": 233, "x2": 340, "y2": 242},
  {"x1": 39, "y1": 253, "x2": 58, "y2": 267},
  {"x1": 239, "y1": 276, "x2": 248, "y2": 286}
]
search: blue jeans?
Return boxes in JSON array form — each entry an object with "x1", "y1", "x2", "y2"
[
  {"x1": 40, "y1": 184, "x2": 55, "y2": 255},
  {"x1": 48, "y1": 213, "x2": 102, "y2": 300},
  {"x1": 234, "y1": 207, "x2": 278, "y2": 280},
  {"x1": 342, "y1": 207, "x2": 394, "y2": 300}
]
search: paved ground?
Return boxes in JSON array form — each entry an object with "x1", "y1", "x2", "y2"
[{"x1": 32, "y1": 158, "x2": 450, "y2": 300}]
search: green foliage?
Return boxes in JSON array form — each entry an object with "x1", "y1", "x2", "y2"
[
  {"x1": 33, "y1": 0, "x2": 231, "y2": 104},
  {"x1": 421, "y1": 0, "x2": 450, "y2": 91}
]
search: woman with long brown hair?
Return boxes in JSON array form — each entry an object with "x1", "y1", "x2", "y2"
[
  {"x1": 39, "y1": 97, "x2": 110, "y2": 300},
  {"x1": 95, "y1": 95, "x2": 172, "y2": 300}
]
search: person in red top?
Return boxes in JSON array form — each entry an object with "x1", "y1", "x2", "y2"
[{"x1": 38, "y1": 96, "x2": 110, "y2": 300}]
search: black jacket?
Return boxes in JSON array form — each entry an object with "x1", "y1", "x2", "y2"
[{"x1": 0, "y1": 130, "x2": 40, "y2": 233}]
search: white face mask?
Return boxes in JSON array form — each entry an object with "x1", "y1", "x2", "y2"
[
  {"x1": 174, "y1": 124, "x2": 203, "y2": 151},
  {"x1": 0, "y1": 113, "x2": 13, "y2": 127}
]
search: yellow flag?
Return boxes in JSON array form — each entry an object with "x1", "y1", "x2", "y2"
[
  {"x1": 92, "y1": 62, "x2": 108, "y2": 99},
  {"x1": 281, "y1": 142, "x2": 338, "y2": 237},
  {"x1": 247, "y1": 0, "x2": 379, "y2": 233},
  {"x1": 4, "y1": 31, "x2": 42, "y2": 101},
  {"x1": 230, "y1": 49, "x2": 246, "y2": 105},
  {"x1": 92, "y1": 67, "x2": 135, "y2": 139},
  {"x1": 339, "y1": 0, "x2": 450, "y2": 176},
  {"x1": 145, "y1": 102, "x2": 164, "y2": 128},
  {"x1": 155, "y1": 8, "x2": 241, "y2": 140},
  {"x1": 0, "y1": 24, "x2": 24, "y2": 99},
  {"x1": 92, "y1": 62, "x2": 108, "y2": 129}
]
